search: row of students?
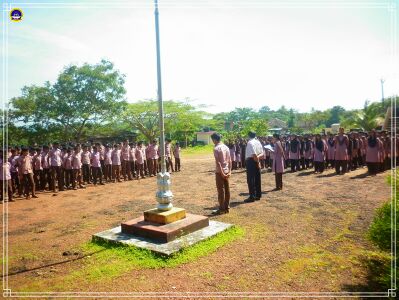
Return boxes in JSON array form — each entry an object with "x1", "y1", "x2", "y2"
[
  {"x1": 224, "y1": 129, "x2": 394, "y2": 176},
  {"x1": 1, "y1": 139, "x2": 181, "y2": 202}
]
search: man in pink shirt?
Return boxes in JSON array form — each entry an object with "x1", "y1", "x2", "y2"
[
  {"x1": 72, "y1": 146, "x2": 84, "y2": 189},
  {"x1": 49, "y1": 142, "x2": 64, "y2": 192},
  {"x1": 173, "y1": 142, "x2": 181, "y2": 172},
  {"x1": 121, "y1": 140, "x2": 131, "y2": 181},
  {"x1": 91, "y1": 146, "x2": 104, "y2": 185},
  {"x1": 1, "y1": 151, "x2": 14, "y2": 202},
  {"x1": 165, "y1": 139, "x2": 174, "y2": 172},
  {"x1": 41, "y1": 145, "x2": 51, "y2": 191},
  {"x1": 81, "y1": 145, "x2": 92, "y2": 184},
  {"x1": 128, "y1": 142, "x2": 137, "y2": 179},
  {"x1": 18, "y1": 148, "x2": 38, "y2": 199},
  {"x1": 135, "y1": 141, "x2": 145, "y2": 179},
  {"x1": 211, "y1": 132, "x2": 231, "y2": 215},
  {"x1": 33, "y1": 148, "x2": 43, "y2": 191},
  {"x1": 111, "y1": 144, "x2": 122, "y2": 182},
  {"x1": 104, "y1": 144, "x2": 113, "y2": 182},
  {"x1": 147, "y1": 139, "x2": 159, "y2": 177},
  {"x1": 9, "y1": 148, "x2": 21, "y2": 197}
]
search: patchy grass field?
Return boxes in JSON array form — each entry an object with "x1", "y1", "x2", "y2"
[{"x1": 1, "y1": 151, "x2": 392, "y2": 295}]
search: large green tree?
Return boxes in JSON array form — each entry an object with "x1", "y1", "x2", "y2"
[
  {"x1": 122, "y1": 100, "x2": 209, "y2": 143},
  {"x1": 9, "y1": 60, "x2": 126, "y2": 143}
]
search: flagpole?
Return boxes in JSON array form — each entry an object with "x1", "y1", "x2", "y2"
[{"x1": 154, "y1": 0, "x2": 173, "y2": 211}]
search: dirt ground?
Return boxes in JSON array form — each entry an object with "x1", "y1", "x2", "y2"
[{"x1": 1, "y1": 152, "x2": 392, "y2": 296}]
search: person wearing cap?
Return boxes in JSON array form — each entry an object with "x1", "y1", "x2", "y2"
[
  {"x1": 211, "y1": 132, "x2": 231, "y2": 214},
  {"x1": 244, "y1": 131, "x2": 264, "y2": 202}
]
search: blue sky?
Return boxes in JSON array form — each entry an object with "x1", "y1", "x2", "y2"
[{"x1": 1, "y1": 0, "x2": 398, "y2": 113}]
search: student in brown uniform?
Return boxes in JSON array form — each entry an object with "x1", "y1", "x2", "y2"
[
  {"x1": 18, "y1": 148, "x2": 38, "y2": 199},
  {"x1": 211, "y1": 132, "x2": 231, "y2": 215}
]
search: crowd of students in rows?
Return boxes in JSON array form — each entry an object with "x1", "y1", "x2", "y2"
[
  {"x1": 0, "y1": 139, "x2": 181, "y2": 202},
  {"x1": 224, "y1": 128, "x2": 393, "y2": 176},
  {"x1": 210, "y1": 128, "x2": 394, "y2": 214}
]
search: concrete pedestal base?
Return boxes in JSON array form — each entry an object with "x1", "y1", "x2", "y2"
[
  {"x1": 93, "y1": 220, "x2": 232, "y2": 256},
  {"x1": 121, "y1": 213, "x2": 209, "y2": 243}
]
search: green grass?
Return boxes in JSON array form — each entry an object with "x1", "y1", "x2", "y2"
[
  {"x1": 63, "y1": 225, "x2": 244, "y2": 285},
  {"x1": 366, "y1": 171, "x2": 397, "y2": 290},
  {"x1": 181, "y1": 144, "x2": 213, "y2": 156}
]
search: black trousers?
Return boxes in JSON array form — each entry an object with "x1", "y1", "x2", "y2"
[
  {"x1": 275, "y1": 173, "x2": 283, "y2": 189},
  {"x1": 246, "y1": 158, "x2": 261, "y2": 199},
  {"x1": 290, "y1": 159, "x2": 300, "y2": 172},
  {"x1": 314, "y1": 161, "x2": 324, "y2": 173},
  {"x1": 335, "y1": 160, "x2": 347, "y2": 174}
]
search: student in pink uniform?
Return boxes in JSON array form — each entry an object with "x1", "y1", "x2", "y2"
[
  {"x1": 9, "y1": 148, "x2": 21, "y2": 197},
  {"x1": 173, "y1": 142, "x2": 181, "y2": 172},
  {"x1": 211, "y1": 132, "x2": 231, "y2": 215},
  {"x1": 104, "y1": 144, "x2": 113, "y2": 182},
  {"x1": 121, "y1": 140, "x2": 131, "y2": 181},
  {"x1": 72, "y1": 146, "x2": 84, "y2": 190},
  {"x1": 366, "y1": 130, "x2": 382, "y2": 175},
  {"x1": 49, "y1": 142, "x2": 64, "y2": 192},
  {"x1": 165, "y1": 139, "x2": 174, "y2": 172},
  {"x1": 41, "y1": 145, "x2": 51, "y2": 191},
  {"x1": 1, "y1": 151, "x2": 14, "y2": 202},
  {"x1": 334, "y1": 128, "x2": 349, "y2": 175},
  {"x1": 81, "y1": 145, "x2": 92, "y2": 184},
  {"x1": 63, "y1": 148, "x2": 73, "y2": 189},
  {"x1": 135, "y1": 141, "x2": 145, "y2": 179},
  {"x1": 289, "y1": 135, "x2": 301, "y2": 172},
  {"x1": 314, "y1": 134, "x2": 328, "y2": 174},
  {"x1": 272, "y1": 134, "x2": 285, "y2": 190},
  {"x1": 147, "y1": 140, "x2": 159, "y2": 177},
  {"x1": 33, "y1": 148, "x2": 43, "y2": 191},
  {"x1": 111, "y1": 144, "x2": 122, "y2": 182},
  {"x1": 18, "y1": 148, "x2": 38, "y2": 199},
  {"x1": 129, "y1": 142, "x2": 137, "y2": 178},
  {"x1": 91, "y1": 146, "x2": 104, "y2": 185},
  {"x1": 303, "y1": 135, "x2": 313, "y2": 170}
]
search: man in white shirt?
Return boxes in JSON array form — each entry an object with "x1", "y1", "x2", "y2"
[{"x1": 244, "y1": 131, "x2": 264, "y2": 202}]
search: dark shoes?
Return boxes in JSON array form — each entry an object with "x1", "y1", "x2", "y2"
[
  {"x1": 244, "y1": 197, "x2": 255, "y2": 203},
  {"x1": 211, "y1": 209, "x2": 229, "y2": 215}
]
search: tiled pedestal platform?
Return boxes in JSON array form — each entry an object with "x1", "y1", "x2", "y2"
[{"x1": 93, "y1": 207, "x2": 232, "y2": 255}]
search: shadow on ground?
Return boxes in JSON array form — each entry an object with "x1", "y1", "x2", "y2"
[{"x1": 341, "y1": 254, "x2": 391, "y2": 298}]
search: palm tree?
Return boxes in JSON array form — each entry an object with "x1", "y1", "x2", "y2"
[{"x1": 341, "y1": 101, "x2": 385, "y2": 131}]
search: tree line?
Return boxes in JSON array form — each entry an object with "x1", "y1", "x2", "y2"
[{"x1": 2, "y1": 60, "x2": 396, "y2": 146}]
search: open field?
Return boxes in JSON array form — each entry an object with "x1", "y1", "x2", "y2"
[{"x1": 1, "y1": 151, "x2": 391, "y2": 294}]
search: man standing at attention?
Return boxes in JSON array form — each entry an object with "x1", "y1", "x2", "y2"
[
  {"x1": 211, "y1": 132, "x2": 231, "y2": 215},
  {"x1": 244, "y1": 131, "x2": 264, "y2": 202}
]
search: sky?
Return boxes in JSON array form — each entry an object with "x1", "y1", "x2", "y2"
[{"x1": 1, "y1": 0, "x2": 398, "y2": 114}]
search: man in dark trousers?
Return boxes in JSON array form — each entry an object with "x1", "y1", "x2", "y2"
[
  {"x1": 211, "y1": 132, "x2": 231, "y2": 215},
  {"x1": 244, "y1": 131, "x2": 264, "y2": 202}
]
